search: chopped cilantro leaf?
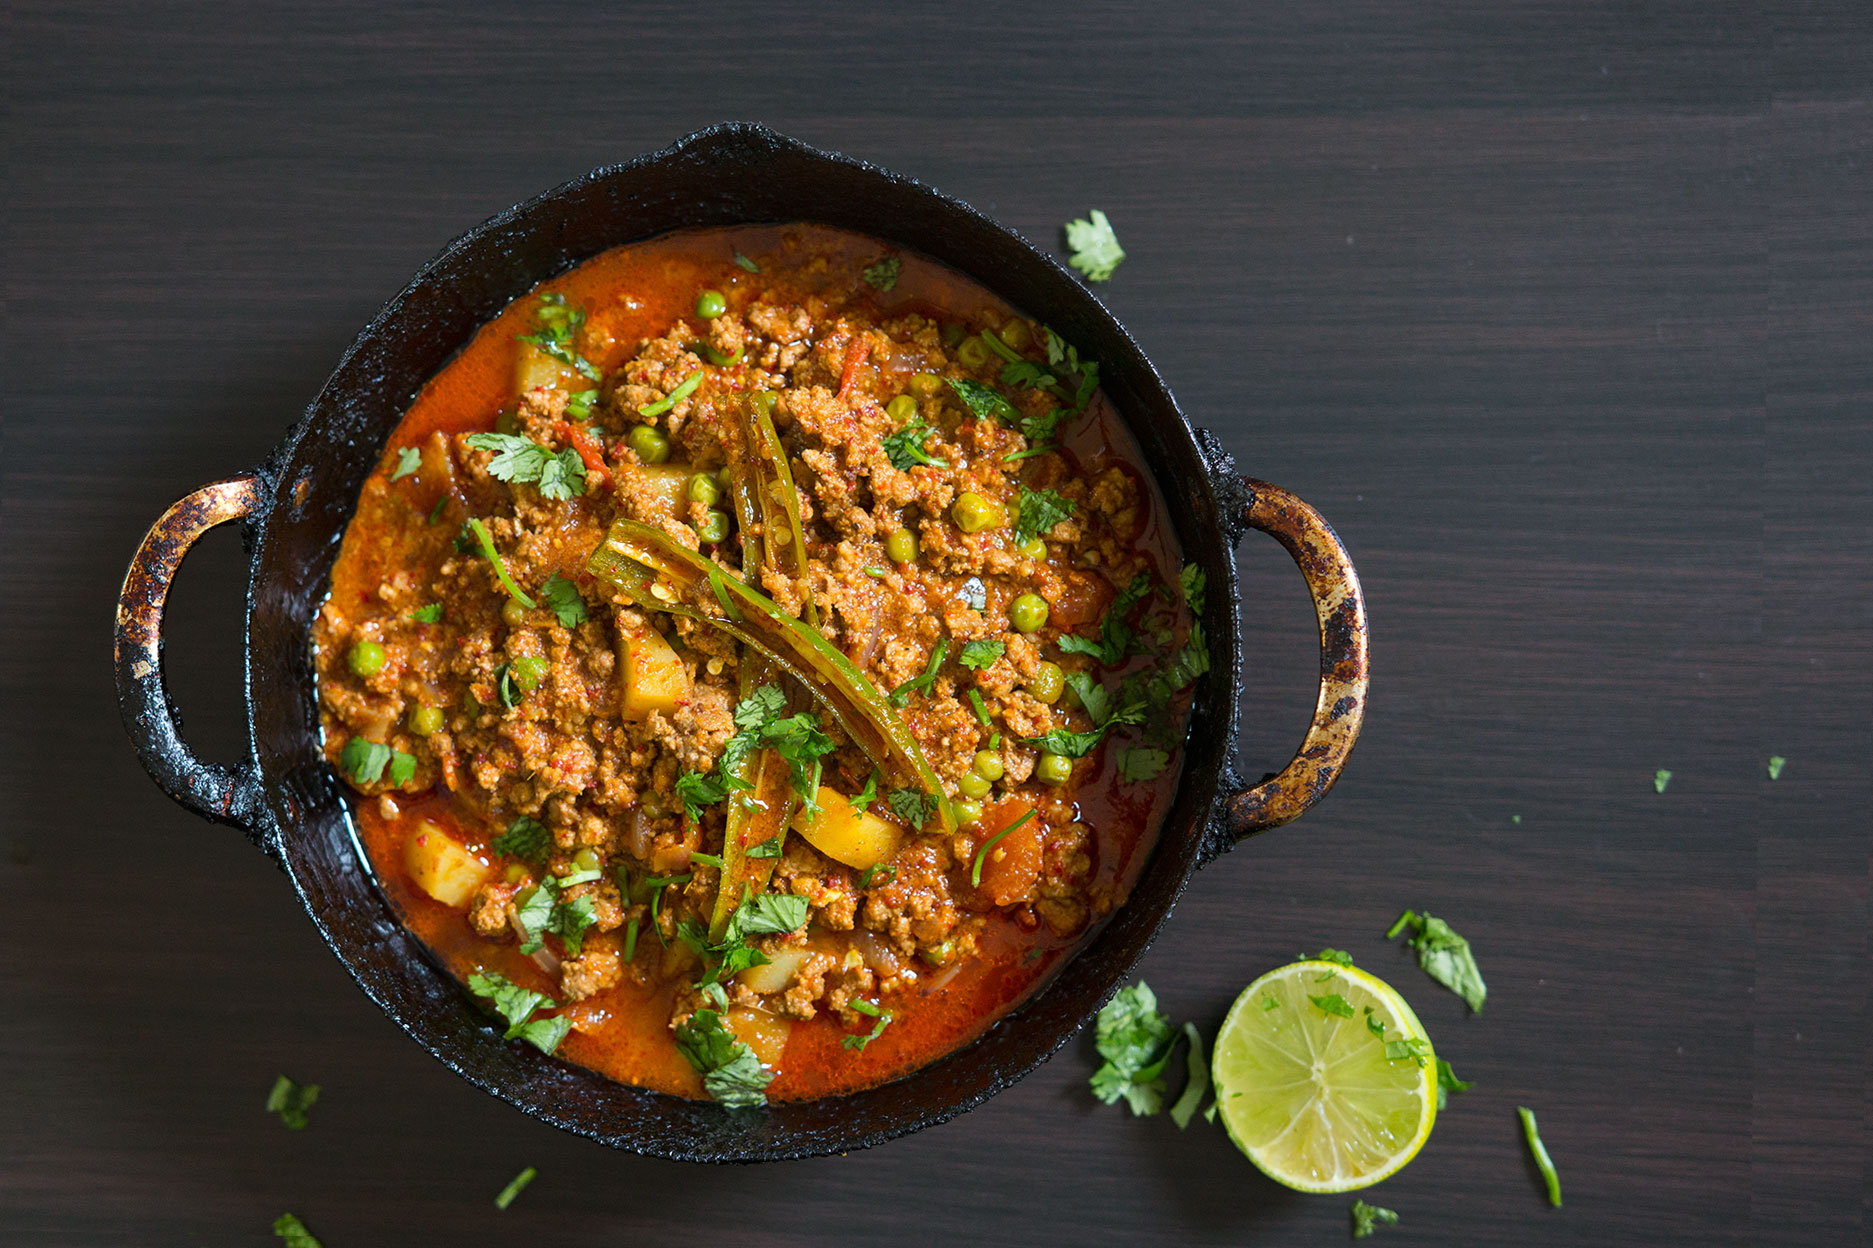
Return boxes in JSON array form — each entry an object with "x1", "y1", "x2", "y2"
[
  {"x1": 862, "y1": 256, "x2": 901, "y2": 291},
  {"x1": 265, "y1": 1075, "x2": 320, "y2": 1130},
  {"x1": 886, "y1": 787, "x2": 940, "y2": 828},
  {"x1": 1654, "y1": 768, "x2": 1672, "y2": 793},
  {"x1": 842, "y1": 1002, "x2": 893, "y2": 1051},
  {"x1": 721, "y1": 686, "x2": 833, "y2": 810},
  {"x1": 465, "y1": 517, "x2": 536, "y2": 607},
  {"x1": 538, "y1": 573, "x2": 587, "y2": 628},
  {"x1": 889, "y1": 638, "x2": 948, "y2": 707},
  {"x1": 493, "y1": 1165, "x2": 537, "y2": 1210},
  {"x1": 1308, "y1": 993, "x2": 1355, "y2": 1018},
  {"x1": 1767, "y1": 755, "x2": 1786, "y2": 779},
  {"x1": 1116, "y1": 744, "x2": 1170, "y2": 783},
  {"x1": 466, "y1": 970, "x2": 570, "y2": 1054},
  {"x1": 491, "y1": 816, "x2": 550, "y2": 865},
  {"x1": 674, "y1": 1007, "x2": 773, "y2": 1107},
  {"x1": 857, "y1": 862, "x2": 895, "y2": 888},
  {"x1": 1311, "y1": 947, "x2": 1354, "y2": 967},
  {"x1": 464, "y1": 433, "x2": 588, "y2": 501},
  {"x1": 745, "y1": 835, "x2": 783, "y2": 859},
  {"x1": 1436, "y1": 1058, "x2": 1472, "y2": 1110},
  {"x1": 389, "y1": 446, "x2": 421, "y2": 481},
  {"x1": 733, "y1": 251, "x2": 761, "y2": 273},
  {"x1": 339, "y1": 737, "x2": 414, "y2": 788},
  {"x1": 1261, "y1": 995, "x2": 1279, "y2": 1011},
  {"x1": 637, "y1": 370, "x2": 703, "y2": 417},
  {"x1": 1179, "y1": 563, "x2": 1206, "y2": 612},
  {"x1": 674, "y1": 770, "x2": 730, "y2": 821},
  {"x1": 1168, "y1": 1022, "x2": 1210, "y2": 1129},
  {"x1": 959, "y1": 639, "x2": 1005, "y2": 669},
  {"x1": 945, "y1": 376, "x2": 1019, "y2": 423},
  {"x1": 1014, "y1": 485, "x2": 1074, "y2": 545},
  {"x1": 882, "y1": 416, "x2": 948, "y2": 471},
  {"x1": 273, "y1": 1214, "x2": 323, "y2": 1248},
  {"x1": 409, "y1": 603, "x2": 443, "y2": 624},
  {"x1": 1057, "y1": 571, "x2": 1152, "y2": 666},
  {"x1": 848, "y1": 770, "x2": 879, "y2": 813},
  {"x1": 722, "y1": 892, "x2": 809, "y2": 943},
  {"x1": 1350, "y1": 1198, "x2": 1399, "y2": 1238},
  {"x1": 1064, "y1": 208, "x2": 1125, "y2": 282},
  {"x1": 512, "y1": 872, "x2": 600, "y2": 958},
  {"x1": 1386, "y1": 909, "x2": 1487, "y2": 1013},
  {"x1": 1089, "y1": 981, "x2": 1177, "y2": 1115},
  {"x1": 1384, "y1": 1036, "x2": 1432, "y2": 1067}
]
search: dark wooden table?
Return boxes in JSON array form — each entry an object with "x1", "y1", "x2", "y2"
[{"x1": 6, "y1": 3, "x2": 1867, "y2": 1244}]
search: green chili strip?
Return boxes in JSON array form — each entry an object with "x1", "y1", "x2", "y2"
[
  {"x1": 467, "y1": 518, "x2": 536, "y2": 608},
  {"x1": 971, "y1": 808, "x2": 1036, "y2": 887},
  {"x1": 641, "y1": 872, "x2": 692, "y2": 946},
  {"x1": 689, "y1": 852, "x2": 725, "y2": 869},
  {"x1": 706, "y1": 565, "x2": 743, "y2": 622},
  {"x1": 622, "y1": 917, "x2": 639, "y2": 964},
  {"x1": 638, "y1": 370, "x2": 702, "y2": 417},
  {"x1": 702, "y1": 342, "x2": 744, "y2": 367},
  {"x1": 587, "y1": 520, "x2": 953, "y2": 836},
  {"x1": 1518, "y1": 1106, "x2": 1562, "y2": 1207},
  {"x1": 967, "y1": 687, "x2": 992, "y2": 727}
]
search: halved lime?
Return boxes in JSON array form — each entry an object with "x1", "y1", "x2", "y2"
[{"x1": 1212, "y1": 961, "x2": 1437, "y2": 1192}]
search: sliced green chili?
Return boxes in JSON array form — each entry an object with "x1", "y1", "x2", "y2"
[{"x1": 638, "y1": 370, "x2": 703, "y2": 418}]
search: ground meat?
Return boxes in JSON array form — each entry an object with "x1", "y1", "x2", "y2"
[{"x1": 315, "y1": 230, "x2": 1195, "y2": 1067}]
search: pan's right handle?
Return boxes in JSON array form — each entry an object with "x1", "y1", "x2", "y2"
[
  {"x1": 115, "y1": 475, "x2": 269, "y2": 829},
  {"x1": 1223, "y1": 478, "x2": 1370, "y2": 839}
]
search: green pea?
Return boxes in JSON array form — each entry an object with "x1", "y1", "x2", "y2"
[
  {"x1": 696, "y1": 509, "x2": 732, "y2": 544},
  {"x1": 695, "y1": 290, "x2": 727, "y2": 319},
  {"x1": 999, "y1": 318, "x2": 1032, "y2": 351},
  {"x1": 686, "y1": 472, "x2": 721, "y2": 506},
  {"x1": 972, "y1": 750, "x2": 1005, "y2": 782},
  {"x1": 910, "y1": 372, "x2": 943, "y2": 396},
  {"x1": 953, "y1": 799, "x2": 983, "y2": 827},
  {"x1": 494, "y1": 405, "x2": 523, "y2": 435},
  {"x1": 510, "y1": 655, "x2": 549, "y2": 691},
  {"x1": 958, "y1": 771, "x2": 992, "y2": 799},
  {"x1": 627, "y1": 424, "x2": 670, "y2": 463},
  {"x1": 1009, "y1": 592, "x2": 1050, "y2": 634},
  {"x1": 885, "y1": 527, "x2": 919, "y2": 565},
  {"x1": 347, "y1": 640, "x2": 386, "y2": 676},
  {"x1": 501, "y1": 597, "x2": 528, "y2": 628},
  {"x1": 504, "y1": 863, "x2": 528, "y2": 884},
  {"x1": 573, "y1": 847, "x2": 602, "y2": 873},
  {"x1": 409, "y1": 705, "x2": 444, "y2": 736},
  {"x1": 1026, "y1": 660, "x2": 1065, "y2": 704},
  {"x1": 1035, "y1": 752, "x2": 1072, "y2": 787},
  {"x1": 956, "y1": 335, "x2": 991, "y2": 369},
  {"x1": 886, "y1": 394, "x2": 917, "y2": 422},
  {"x1": 941, "y1": 323, "x2": 966, "y2": 347},
  {"x1": 952, "y1": 492, "x2": 1003, "y2": 534},
  {"x1": 919, "y1": 938, "x2": 956, "y2": 967},
  {"x1": 1017, "y1": 536, "x2": 1047, "y2": 560}
]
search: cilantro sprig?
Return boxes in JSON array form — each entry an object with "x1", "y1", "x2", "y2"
[
  {"x1": 1014, "y1": 485, "x2": 1074, "y2": 545},
  {"x1": 1064, "y1": 208, "x2": 1125, "y2": 282},
  {"x1": 340, "y1": 737, "x2": 415, "y2": 787},
  {"x1": 538, "y1": 573, "x2": 587, "y2": 628},
  {"x1": 674, "y1": 1005, "x2": 773, "y2": 1107},
  {"x1": 463, "y1": 433, "x2": 587, "y2": 501},
  {"x1": 1386, "y1": 910, "x2": 1487, "y2": 1013},
  {"x1": 265, "y1": 1075, "x2": 320, "y2": 1130},
  {"x1": 882, "y1": 416, "x2": 948, "y2": 471},
  {"x1": 517, "y1": 292, "x2": 600, "y2": 381},
  {"x1": 1089, "y1": 981, "x2": 1177, "y2": 1115},
  {"x1": 467, "y1": 970, "x2": 572, "y2": 1054}
]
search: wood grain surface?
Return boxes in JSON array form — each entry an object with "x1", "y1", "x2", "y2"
[{"x1": 4, "y1": 3, "x2": 1867, "y2": 1244}]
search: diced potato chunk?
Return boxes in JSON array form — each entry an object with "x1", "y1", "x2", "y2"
[
  {"x1": 725, "y1": 1005, "x2": 791, "y2": 1066},
  {"x1": 636, "y1": 463, "x2": 694, "y2": 513},
  {"x1": 615, "y1": 616, "x2": 688, "y2": 720},
  {"x1": 738, "y1": 945, "x2": 811, "y2": 995},
  {"x1": 514, "y1": 340, "x2": 585, "y2": 394},
  {"x1": 791, "y1": 785, "x2": 903, "y2": 870},
  {"x1": 404, "y1": 821, "x2": 492, "y2": 908}
]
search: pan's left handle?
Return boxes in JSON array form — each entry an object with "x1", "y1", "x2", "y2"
[{"x1": 115, "y1": 475, "x2": 269, "y2": 830}]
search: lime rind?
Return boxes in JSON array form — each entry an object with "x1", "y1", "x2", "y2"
[{"x1": 1212, "y1": 961, "x2": 1437, "y2": 1193}]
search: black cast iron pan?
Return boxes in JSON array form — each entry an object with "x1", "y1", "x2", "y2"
[{"x1": 113, "y1": 123, "x2": 1369, "y2": 1162}]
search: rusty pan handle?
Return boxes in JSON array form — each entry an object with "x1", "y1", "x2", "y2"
[
  {"x1": 115, "y1": 475, "x2": 269, "y2": 830},
  {"x1": 1224, "y1": 478, "x2": 1370, "y2": 839}
]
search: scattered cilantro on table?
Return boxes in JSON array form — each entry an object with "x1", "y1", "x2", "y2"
[{"x1": 1064, "y1": 209, "x2": 1125, "y2": 282}]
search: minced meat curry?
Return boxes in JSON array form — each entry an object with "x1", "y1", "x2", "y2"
[{"x1": 314, "y1": 225, "x2": 1206, "y2": 1104}]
